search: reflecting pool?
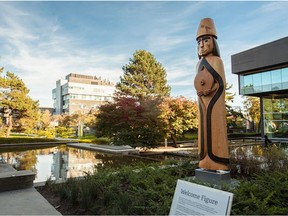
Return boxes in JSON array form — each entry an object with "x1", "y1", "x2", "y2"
[
  {"x1": 1, "y1": 142, "x2": 286, "y2": 184},
  {"x1": 0, "y1": 145, "x2": 167, "y2": 183}
]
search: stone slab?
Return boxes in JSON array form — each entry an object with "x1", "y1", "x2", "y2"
[
  {"x1": 0, "y1": 162, "x2": 16, "y2": 172},
  {"x1": 68, "y1": 142, "x2": 139, "y2": 154},
  {"x1": 0, "y1": 163, "x2": 35, "y2": 192}
]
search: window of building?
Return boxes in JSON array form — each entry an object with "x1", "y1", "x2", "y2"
[
  {"x1": 263, "y1": 96, "x2": 288, "y2": 139},
  {"x1": 68, "y1": 86, "x2": 84, "y2": 90},
  {"x1": 262, "y1": 71, "x2": 272, "y2": 92},
  {"x1": 252, "y1": 73, "x2": 262, "y2": 93},
  {"x1": 271, "y1": 69, "x2": 282, "y2": 91},
  {"x1": 240, "y1": 67, "x2": 288, "y2": 95},
  {"x1": 282, "y1": 68, "x2": 288, "y2": 89}
]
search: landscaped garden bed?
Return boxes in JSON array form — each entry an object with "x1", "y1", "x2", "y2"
[{"x1": 36, "y1": 145, "x2": 288, "y2": 215}]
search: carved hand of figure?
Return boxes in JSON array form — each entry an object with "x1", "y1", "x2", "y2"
[
  {"x1": 197, "y1": 91, "x2": 204, "y2": 97},
  {"x1": 197, "y1": 82, "x2": 217, "y2": 97},
  {"x1": 197, "y1": 89, "x2": 211, "y2": 97}
]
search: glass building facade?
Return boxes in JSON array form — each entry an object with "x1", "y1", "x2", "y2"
[
  {"x1": 240, "y1": 68, "x2": 288, "y2": 95},
  {"x1": 232, "y1": 37, "x2": 288, "y2": 141}
]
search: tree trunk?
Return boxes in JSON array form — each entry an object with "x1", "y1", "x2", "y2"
[
  {"x1": 6, "y1": 115, "x2": 13, "y2": 138},
  {"x1": 171, "y1": 135, "x2": 176, "y2": 147}
]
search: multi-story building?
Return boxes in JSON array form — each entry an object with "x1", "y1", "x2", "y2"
[
  {"x1": 231, "y1": 36, "x2": 288, "y2": 141},
  {"x1": 52, "y1": 73, "x2": 116, "y2": 115}
]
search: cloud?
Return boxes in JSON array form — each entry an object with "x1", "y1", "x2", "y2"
[
  {"x1": 250, "y1": 1, "x2": 288, "y2": 14},
  {"x1": 0, "y1": 2, "x2": 130, "y2": 106},
  {"x1": 3, "y1": 45, "x2": 127, "y2": 106},
  {"x1": 0, "y1": 3, "x2": 36, "y2": 40},
  {"x1": 1, "y1": 1, "x2": 287, "y2": 108}
]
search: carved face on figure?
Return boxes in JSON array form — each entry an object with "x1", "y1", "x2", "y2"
[{"x1": 197, "y1": 36, "x2": 214, "y2": 57}]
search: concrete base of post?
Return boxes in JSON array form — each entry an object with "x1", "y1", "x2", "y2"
[{"x1": 195, "y1": 168, "x2": 231, "y2": 185}]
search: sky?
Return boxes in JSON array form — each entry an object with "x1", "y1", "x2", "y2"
[{"x1": 0, "y1": 1, "x2": 287, "y2": 108}]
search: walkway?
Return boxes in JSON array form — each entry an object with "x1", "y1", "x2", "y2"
[
  {"x1": 0, "y1": 163, "x2": 61, "y2": 215},
  {"x1": 0, "y1": 187, "x2": 61, "y2": 215}
]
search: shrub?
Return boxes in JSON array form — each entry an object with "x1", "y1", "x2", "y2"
[
  {"x1": 230, "y1": 144, "x2": 288, "y2": 178},
  {"x1": 56, "y1": 126, "x2": 74, "y2": 138},
  {"x1": 47, "y1": 160, "x2": 197, "y2": 215},
  {"x1": 37, "y1": 127, "x2": 56, "y2": 138},
  {"x1": 230, "y1": 145, "x2": 263, "y2": 178},
  {"x1": 262, "y1": 144, "x2": 288, "y2": 172},
  {"x1": 231, "y1": 171, "x2": 288, "y2": 215}
]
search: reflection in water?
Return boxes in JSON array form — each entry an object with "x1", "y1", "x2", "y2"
[
  {"x1": 0, "y1": 145, "x2": 288, "y2": 183},
  {"x1": 0, "y1": 145, "x2": 160, "y2": 183},
  {"x1": 51, "y1": 147, "x2": 102, "y2": 182},
  {"x1": 3, "y1": 144, "x2": 284, "y2": 183}
]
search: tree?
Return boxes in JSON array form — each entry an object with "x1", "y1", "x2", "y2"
[
  {"x1": 225, "y1": 83, "x2": 236, "y2": 103},
  {"x1": 0, "y1": 68, "x2": 39, "y2": 137},
  {"x1": 39, "y1": 110, "x2": 52, "y2": 130},
  {"x1": 96, "y1": 49, "x2": 171, "y2": 147},
  {"x1": 95, "y1": 96, "x2": 164, "y2": 148},
  {"x1": 243, "y1": 96, "x2": 261, "y2": 132},
  {"x1": 17, "y1": 109, "x2": 40, "y2": 134},
  {"x1": 225, "y1": 83, "x2": 244, "y2": 130},
  {"x1": 160, "y1": 96, "x2": 198, "y2": 145},
  {"x1": 117, "y1": 50, "x2": 170, "y2": 99},
  {"x1": 85, "y1": 108, "x2": 98, "y2": 130}
]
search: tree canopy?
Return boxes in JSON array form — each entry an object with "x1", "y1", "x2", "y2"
[
  {"x1": 0, "y1": 68, "x2": 39, "y2": 137},
  {"x1": 95, "y1": 96, "x2": 164, "y2": 148},
  {"x1": 160, "y1": 96, "x2": 198, "y2": 145},
  {"x1": 94, "y1": 50, "x2": 201, "y2": 147},
  {"x1": 117, "y1": 50, "x2": 170, "y2": 99}
]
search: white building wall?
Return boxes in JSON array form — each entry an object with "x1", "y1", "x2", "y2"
[
  {"x1": 52, "y1": 74, "x2": 116, "y2": 115},
  {"x1": 52, "y1": 79, "x2": 67, "y2": 115}
]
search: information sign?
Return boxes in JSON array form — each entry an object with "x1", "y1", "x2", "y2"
[{"x1": 169, "y1": 179, "x2": 233, "y2": 215}]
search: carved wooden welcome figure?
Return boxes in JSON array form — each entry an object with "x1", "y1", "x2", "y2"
[{"x1": 194, "y1": 18, "x2": 230, "y2": 171}]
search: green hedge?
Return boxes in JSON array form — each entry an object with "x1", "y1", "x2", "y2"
[{"x1": 0, "y1": 137, "x2": 58, "y2": 144}]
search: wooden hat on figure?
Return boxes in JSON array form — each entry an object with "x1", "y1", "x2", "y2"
[{"x1": 196, "y1": 18, "x2": 217, "y2": 40}]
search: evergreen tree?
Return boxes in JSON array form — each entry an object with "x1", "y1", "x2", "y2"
[
  {"x1": 0, "y1": 68, "x2": 39, "y2": 137},
  {"x1": 117, "y1": 50, "x2": 170, "y2": 99}
]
